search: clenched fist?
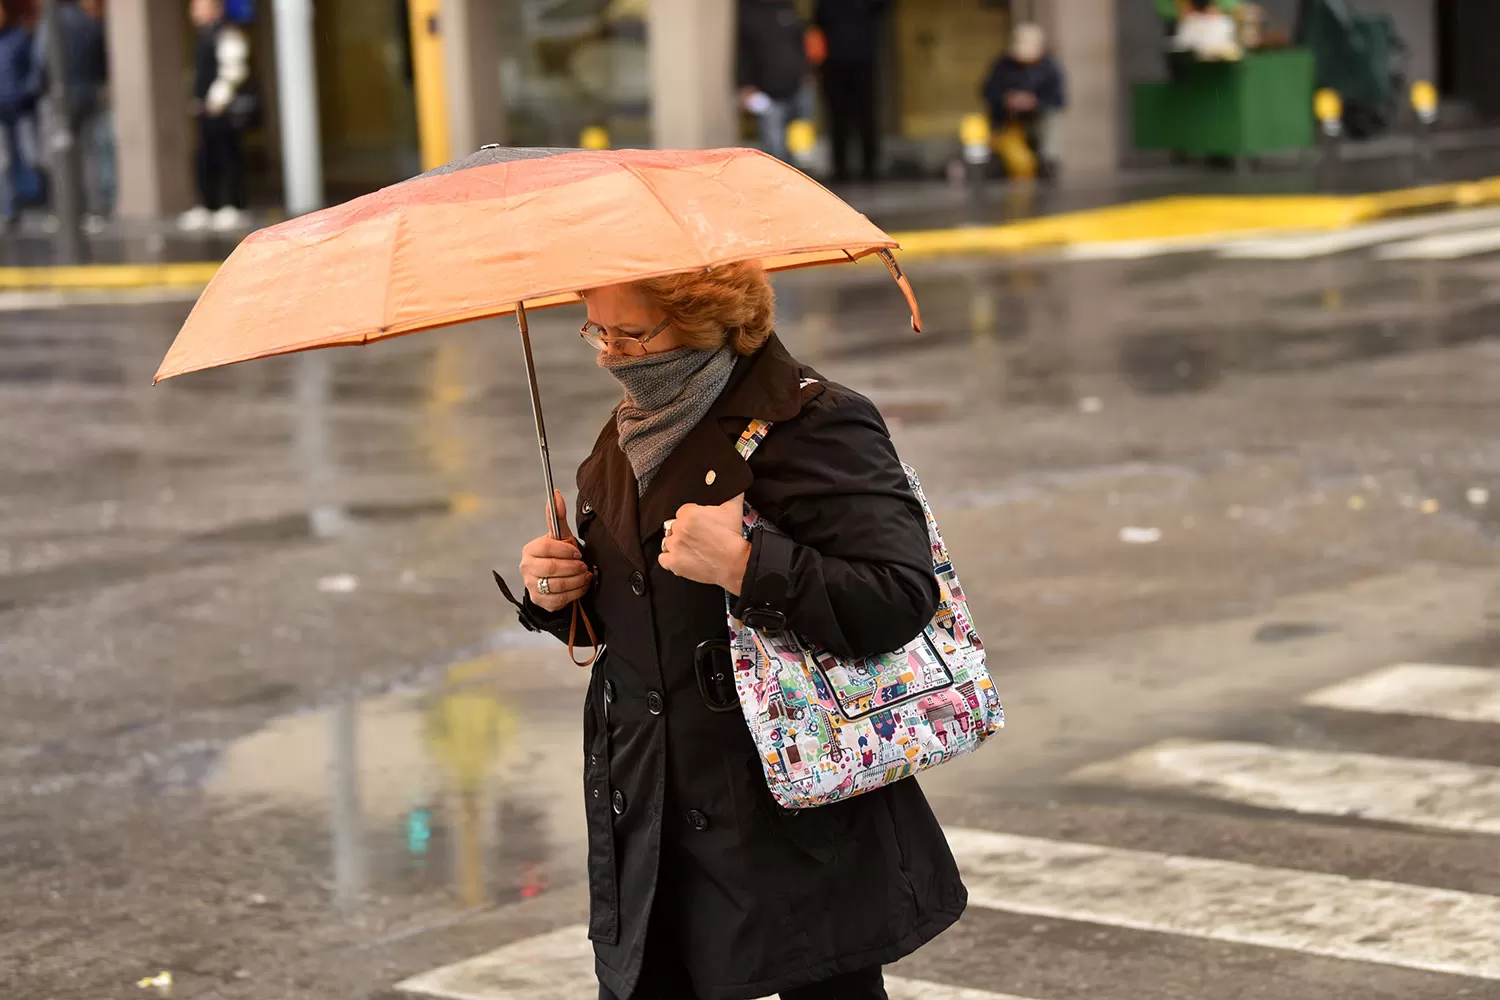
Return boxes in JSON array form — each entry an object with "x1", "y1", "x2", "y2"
[
  {"x1": 519, "y1": 491, "x2": 592, "y2": 612},
  {"x1": 659, "y1": 494, "x2": 752, "y2": 595}
]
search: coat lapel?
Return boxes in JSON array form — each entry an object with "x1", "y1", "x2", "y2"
[
  {"x1": 576, "y1": 418, "x2": 646, "y2": 573},
  {"x1": 636, "y1": 335, "x2": 811, "y2": 539}
]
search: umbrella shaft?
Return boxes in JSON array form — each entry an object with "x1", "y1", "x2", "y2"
[{"x1": 516, "y1": 303, "x2": 562, "y2": 540}]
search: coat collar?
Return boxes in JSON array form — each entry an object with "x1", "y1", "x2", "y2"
[{"x1": 575, "y1": 335, "x2": 806, "y2": 570}]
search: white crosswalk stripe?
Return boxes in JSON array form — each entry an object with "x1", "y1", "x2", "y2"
[
  {"x1": 948, "y1": 827, "x2": 1500, "y2": 980},
  {"x1": 1217, "y1": 208, "x2": 1500, "y2": 259},
  {"x1": 1303, "y1": 662, "x2": 1500, "y2": 723},
  {"x1": 1057, "y1": 234, "x2": 1251, "y2": 261},
  {"x1": 395, "y1": 924, "x2": 1041, "y2": 1000},
  {"x1": 398, "y1": 660, "x2": 1500, "y2": 998},
  {"x1": 1379, "y1": 224, "x2": 1500, "y2": 259},
  {"x1": 1070, "y1": 738, "x2": 1500, "y2": 834}
]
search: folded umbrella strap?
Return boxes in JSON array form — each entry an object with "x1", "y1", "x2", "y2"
[
  {"x1": 569, "y1": 603, "x2": 599, "y2": 669},
  {"x1": 492, "y1": 569, "x2": 598, "y2": 667}
]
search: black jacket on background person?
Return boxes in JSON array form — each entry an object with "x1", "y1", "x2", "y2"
[
  {"x1": 982, "y1": 54, "x2": 1067, "y2": 124},
  {"x1": 814, "y1": 0, "x2": 891, "y2": 65},
  {"x1": 513, "y1": 335, "x2": 967, "y2": 1000},
  {"x1": 736, "y1": 0, "x2": 809, "y2": 101}
]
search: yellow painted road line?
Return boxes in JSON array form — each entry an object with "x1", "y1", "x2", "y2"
[
  {"x1": 8, "y1": 175, "x2": 1500, "y2": 287},
  {"x1": 0, "y1": 262, "x2": 221, "y2": 289},
  {"x1": 893, "y1": 175, "x2": 1500, "y2": 259}
]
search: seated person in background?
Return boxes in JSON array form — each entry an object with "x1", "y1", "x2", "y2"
[
  {"x1": 981, "y1": 23, "x2": 1066, "y2": 178},
  {"x1": 1173, "y1": 0, "x2": 1242, "y2": 61}
]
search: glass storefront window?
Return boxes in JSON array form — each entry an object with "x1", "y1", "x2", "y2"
[{"x1": 497, "y1": 0, "x2": 652, "y2": 148}]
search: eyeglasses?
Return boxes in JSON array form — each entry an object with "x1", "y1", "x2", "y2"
[{"x1": 579, "y1": 317, "x2": 671, "y2": 356}]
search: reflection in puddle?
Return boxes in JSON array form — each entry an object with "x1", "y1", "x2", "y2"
[{"x1": 208, "y1": 653, "x2": 585, "y2": 910}]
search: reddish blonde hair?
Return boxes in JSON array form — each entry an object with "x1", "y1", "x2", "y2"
[{"x1": 633, "y1": 262, "x2": 776, "y2": 356}]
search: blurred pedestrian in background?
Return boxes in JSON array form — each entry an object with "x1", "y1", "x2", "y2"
[
  {"x1": 38, "y1": 0, "x2": 113, "y2": 229},
  {"x1": 180, "y1": 0, "x2": 252, "y2": 233},
  {"x1": 736, "y1": 0, "x2": 812, "y2": 164},
  {"x1": 0, "y1": 0, "x2": 43, "y2": 232},
  {"x1": 813, "y1": 0, "x2": 889, "y2": 184},
  {"x1": 981, "y1": 22, "x2": 1066, "y2": 179},
  {"x1": 1172, "y1": 0, "x2": 1242, "y2": 61}
]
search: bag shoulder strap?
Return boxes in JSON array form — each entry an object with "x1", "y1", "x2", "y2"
[{"x1": 735, "y1": 377, "x2": 820, "y2": 462}]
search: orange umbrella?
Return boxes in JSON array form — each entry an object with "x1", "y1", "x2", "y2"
[{"x1": 155, "y1": 147, "x2": 921, "y2": 542}]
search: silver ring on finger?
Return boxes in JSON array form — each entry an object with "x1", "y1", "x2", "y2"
[{"x1": 538, "y1": 576, "x2": 551, "y2": 595}]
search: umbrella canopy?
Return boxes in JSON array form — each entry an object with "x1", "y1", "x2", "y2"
[{"x1": 154, "y1": 146, "x2": 916, "y2": 383}]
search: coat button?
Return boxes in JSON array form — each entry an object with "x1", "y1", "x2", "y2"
[
  {"x1": 612, "y1": 789, "x2": 626, "y2": 815},
  {"x1": 630, "y1": 571, "x2": 647, "y2": 596},
  {"x1": 604, "y1": 679, "x2": 616, "y2": 703},
  {"x1": 589, "y1": 753, "x2": 598, "y2": 767},
  {"x1": 687, "y1": 809, "x2": 709, "y2": 831},
  {"x1": 592, "y1": 787, "x2": 600, "y2": 799},
  {"x1": 646, "y1": 691, "x2": 664, "y2": 715}
]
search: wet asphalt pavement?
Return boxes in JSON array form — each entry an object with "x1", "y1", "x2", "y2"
[{"x1": 1, "y1": 243, "x2": 1498, "y2": 1000}]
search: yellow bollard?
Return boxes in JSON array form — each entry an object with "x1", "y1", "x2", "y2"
[
  {"x1": 1314, "y1": 88, "x2": 1343, "y2": 136},
  {"x1": 579, "y1": 126, "x2": 611, "y2": 151},
  {"x1": 1410, "y1": 80, "x2": 1438, "y2": 124},
  {"x1": 959, "y1": 113, "x2": 992, "y2": 166},
  {"x1": 786, "y1": 119, "x2": 818, "y2": 161}
]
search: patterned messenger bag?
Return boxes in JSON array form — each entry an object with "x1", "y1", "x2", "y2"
[{"x1": 704, "y1": 380, "x2": 1005, "y2": 810}]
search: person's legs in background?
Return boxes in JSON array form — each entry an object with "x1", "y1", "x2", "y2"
[
  {"x1": 848, "y1": 59, "x2": 880, "y2": 182},
  {"x1": 80, "y1": 102, "x2": 117, "y2": 222},
  {"x1": 1025, "y1": 111, "x2": 1060, "y2": 179},
  {"x1": 756, "y1": 97, "x2": 792, "y2": 163},
  {"x1": 0, "y1": 115, "x2": 20, "y2": 226},
  {"x1": 220, "y1": 117, "x2": 246, "y2": 218},
  {"x1": 182, "y1": 114, "x2": 216, "y2": 230},
  {"x1": 821, "y1": 62, "x2": 855, "y2": 183}
]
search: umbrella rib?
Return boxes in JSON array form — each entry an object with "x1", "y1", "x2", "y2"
[
  {"x1": 374, "y1": 209, "x2": 408, "y2": 342},
  {"x1": 620, "y1": 163, "x2": 710, "y2": 270}
]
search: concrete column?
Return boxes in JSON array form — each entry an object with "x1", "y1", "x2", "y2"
[
  {"x1": 107, "y1": 0, "x2": 193, "y2": 219},
  {"x1": 441, "y1": 0, "x2": 505, "y2": 154},
  {"x1": 648, "y1": 0, "x2": 736, "y2": 150},
  {"x1": 1039, "y1": 0, "x2": 1120, "y2": 177}
]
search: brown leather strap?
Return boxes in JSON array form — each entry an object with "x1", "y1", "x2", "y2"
[{"x1": 568, "y1": 600, "x2": 599, "y2": 668}]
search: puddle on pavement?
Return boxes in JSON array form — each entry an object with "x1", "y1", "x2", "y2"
[
  {"x1": 0, "y1": 498, "x2": 466, "y2": 613},
  {"x1": 204, "y1": 648, "x2": 587, "y2": 911}
]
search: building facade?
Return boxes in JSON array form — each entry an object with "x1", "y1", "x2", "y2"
[{"x1": 106, "y1": 0, "x2": 1489, "y2": 220}]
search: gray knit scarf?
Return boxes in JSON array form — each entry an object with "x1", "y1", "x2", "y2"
[{"x1": 598, "y1": 345, "x2": 738, "y2": 494}]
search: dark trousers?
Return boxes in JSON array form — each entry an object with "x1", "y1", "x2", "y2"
[
  {"x1": 195, "y1": 113, "x2": 245, "y2": 211},
  {"x1": 0, "y1": 113, "x2": 43, "y2": 221},
  {"x1": 821, "y1": 59, "x2": 880, "y2": 183},
  {"x1": 598, "y1": 901, "x2": 889, "y2": 999},
  {"x1": 600, "y1": 966, "x2": 888, "y2": 1000}
]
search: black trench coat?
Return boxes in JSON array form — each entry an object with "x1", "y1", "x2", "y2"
[{"x1": 514, "y1": 335, "x2": 967, "y2": 1000}]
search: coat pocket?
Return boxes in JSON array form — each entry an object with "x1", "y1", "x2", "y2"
[
  {"x1": 583, "y1": 670, "x2": 619, "y2": 945},
  {"x1": 743, "y1": 757, "x2": 844, "y2": 864}
]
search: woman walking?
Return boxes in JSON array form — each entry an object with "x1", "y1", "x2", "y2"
[{"x1": 514, "y1": 263, "x2": 966, "y2": 1000}]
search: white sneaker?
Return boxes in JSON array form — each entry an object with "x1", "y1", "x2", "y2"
[
  {"x1": 211, "y1": 206, "x2": 247, "y2": 232},
  {"x1": 179, "y1": 205, "x2": 211, "y2": 231}
]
